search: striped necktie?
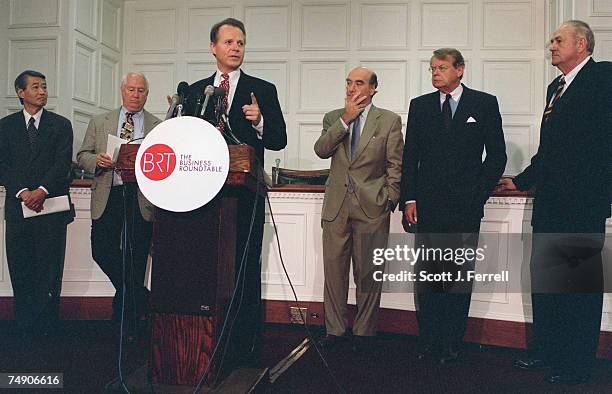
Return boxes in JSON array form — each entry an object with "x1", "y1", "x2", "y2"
[
  {"x1": 218, "y1": 73, "x2": 230, "y2": 131},
  {"x1": 543, "y1": 76, "x2": 565, "y2": 122}
]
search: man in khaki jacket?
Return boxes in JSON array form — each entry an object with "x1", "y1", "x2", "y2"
[
  {"x1": 77, "y1": 72, "x2": 161, "y2": 337},
  {"x1": 314, "y1": 67, "x2": 404, "y2": 351}
]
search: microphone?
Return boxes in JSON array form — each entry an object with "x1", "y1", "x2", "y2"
[
  {"x1": 165, "y1": 94, "x2": 180, "y2": 120},
  {"x1": 199, "y1": 85, "x2": 215, "y2": 117},
  {"x1": 175, "y1": 81, "x2": 190, "y2": 117}
]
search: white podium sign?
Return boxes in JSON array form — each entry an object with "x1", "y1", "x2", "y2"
[{"x1": 135, "y1": 116, "x2": 230, "y2": 212}]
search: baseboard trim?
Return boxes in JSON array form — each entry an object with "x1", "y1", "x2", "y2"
[{"x1": 1, "y1": 297, "x2": 610, "y2": 359}]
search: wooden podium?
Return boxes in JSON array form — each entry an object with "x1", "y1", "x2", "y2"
[{"x1": 149, "y1": 144, "x2": 261, "y2": 386}]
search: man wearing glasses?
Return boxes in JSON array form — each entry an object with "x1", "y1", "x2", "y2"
[{"x1": 399, "y1": 48, "x2": 506, "y2": 363}]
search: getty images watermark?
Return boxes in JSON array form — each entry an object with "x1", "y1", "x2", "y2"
[
  {"x1": 371, "y1": 242, "x2": 509, "y2": 284},
  {"x1": 362, "y1": 233, "x2": 612, "y2": 294}
]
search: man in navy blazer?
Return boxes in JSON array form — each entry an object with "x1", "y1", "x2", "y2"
[
  {"x1": 0, "y1": 70, "x2": 73, "y2": 338},
  {"x1": 500, "y1": 20, "x2": 611, "y2": 384},
  {"x1": 183, "y1": 18, "x2": 287, "y2": 365},
  {"x1": 400, "y1": 48, "x2": 507, "y2": 363}
]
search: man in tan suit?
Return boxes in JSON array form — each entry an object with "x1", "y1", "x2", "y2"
[
  {"x1": 77, "y1": 72, "x2": 161, "y2": 337},
  {"x1": 314, "y1": 67, "x2": 404, "y2": 351}
]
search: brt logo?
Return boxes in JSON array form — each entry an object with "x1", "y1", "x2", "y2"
[{"x1": 140, "y1": 144, "x2": 176, "y2": 181}]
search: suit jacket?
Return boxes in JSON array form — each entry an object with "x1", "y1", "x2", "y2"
[
  {"x1": 0, "y1": 109, "x2": 73, "y2": 223},
  {"x1": 315, "y1": 105, "x2": 404, "y2": 220},
  {"x1": 513, "y1": 59, "x2": 612, "y2": 232},
  {"x1": 184, "y1": 70, "x2": 287, "y2": 165},
  {"x1": 76, "y1": 108, "x2": 161, "y2": 221},
  {"x1": 400, "y1": 85, "x2": 507, "y2": 226}
]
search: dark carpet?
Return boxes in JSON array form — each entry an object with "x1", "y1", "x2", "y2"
[{"x1": 0, "y1": 321, "x2": 610, "y2": 393}]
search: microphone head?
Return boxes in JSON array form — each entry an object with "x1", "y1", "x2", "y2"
[
  {"x1": 204, "y1": 85, "x2": 215, "y2": 96},
  {"x1": 214, "y1": 87, "x2": 226, "y2": 97},
  {"x1": 177, "y1": 81, "x2": 190, "y2": 96}
]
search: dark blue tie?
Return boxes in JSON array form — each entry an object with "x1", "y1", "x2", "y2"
[{"x1": 350, "y1": 115, "x2": 361, "y2": 159}]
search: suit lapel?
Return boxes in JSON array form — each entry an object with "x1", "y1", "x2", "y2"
[
  {"x1": 29, "y1": 109, "x2": 51, "y2": 161},
  {"x1": 14, "y1": 111, "x2": 31, "y2": 161},
  {"x1": 551, "y1": 58, "x2": 594, "y2": 114},
  {"x1": 102, "y1": 108, "x2": 120, "y2": 150},
  {"x1": 451, "y1": 84, "x2": 472, "y2": 126},
  {"x1": 230, "y1": 70, "x2": 250, "y2": 120}
]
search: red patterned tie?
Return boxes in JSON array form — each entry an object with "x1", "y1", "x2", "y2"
[{"x1": 218, "y1": 73, "x2": 230, "y2": 131}]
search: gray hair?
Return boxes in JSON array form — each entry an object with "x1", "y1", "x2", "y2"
[
  {"x1": 431, "y1": 48, "x2": 465, "y2": 68},
  {"x1": 120, "y1": 72, "x2": 149, "y2": 92},
  {"x1": 562, "y1": 20, "x2": 595, "y2": 54}
]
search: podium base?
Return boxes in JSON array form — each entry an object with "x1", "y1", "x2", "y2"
[{"x1": 105, "y1": 364, "x2": 269, "y2": 393}]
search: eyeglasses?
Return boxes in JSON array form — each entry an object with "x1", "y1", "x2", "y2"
[{"x1": 428, "y1": 65, "x2": 451, "y2": 73}]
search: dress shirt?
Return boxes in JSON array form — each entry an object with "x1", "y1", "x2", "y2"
[
  {"x1": 113, "y1": 107, "x2": 145, "y2": 186},
  {"x1": 213, "y1": 69, "x2": 264, "y2": 137},
  {"x1": 17, "y1": 108, "x2": 48, "y2": 197}
]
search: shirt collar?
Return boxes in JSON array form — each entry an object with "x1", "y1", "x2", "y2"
[
  {"x1": 120, "y1": 106, "x2": 144, "y2": 118},
  {"x1": 23, "y1": 108, "x2": 43, "y2": 126},
  {"x1": 214, "y1": 69, "x2": 241, "y2": 86},
  {"x1": 562, "y1": 55, "x2": 591, "y2": 88},
  {"x1": 439, "y1": 83, "x2": 463, "y2": 103}
]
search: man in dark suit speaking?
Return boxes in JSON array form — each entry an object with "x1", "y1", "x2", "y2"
[
  {"x1": 400, "y1": 48, "x2": 506, "y2": 363},
  {"x1": 500, "y1": 20, "x2": 611, "y2": 385},
  {"x1": 183, "y1": 17, "x2": 287, "y2": 364},
  {"x1": 0, "y1": 70, "x2": 73, "y2": 338}
]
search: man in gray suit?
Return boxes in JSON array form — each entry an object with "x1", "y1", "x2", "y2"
[
  {"x1": 77, "y1": 72, "x2": 161, "y2": 337},
  {"x1": 314, "y1": 67, "x2": 404, "y2": 352}
]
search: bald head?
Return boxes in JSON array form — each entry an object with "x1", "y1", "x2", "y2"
[{"x1": 345, "y1": 67, "x2": 378, "y2": 105}]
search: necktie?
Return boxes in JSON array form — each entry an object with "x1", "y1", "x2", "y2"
[
  {"x1": 120, "y1": 112, "x2": 134, "y2": 141},
  {"x1": 442, "y1": 93, "x2": 452, "y2": 129},
  {"x1": 27, "y1": 117, "x2": 37, "y2": 148},
  {"x1": 218, "y1": 73, "x2": 230, "y2": 131},
  {"x1": 350, "y1": 114, "x2": 361, "y2": 159},
  {"x1": 543, "y1": 76, "x2": 566, "y2": 122}
]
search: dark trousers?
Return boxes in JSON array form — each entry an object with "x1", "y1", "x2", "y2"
[
  {"x1": 6, "y1": 214, "x2": 67, "y2": 335},
  {"x1": 529, "y1": 230, "x2": 605, "y2": 375},
  {"x1": 90, "y1": 185, "x2": 152, "y2": 324},
  {"x1": 414, "y1": 217, "x2": 481, "y2": 349}
]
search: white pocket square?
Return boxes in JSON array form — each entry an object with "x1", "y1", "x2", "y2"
[{"x1": 466, "y1": 116, "x2": 477, "y2": 123}]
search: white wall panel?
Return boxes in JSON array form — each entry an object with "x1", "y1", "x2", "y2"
[
  {"x1": 298, "y1": 61, "x2": 347, "y2": 112},
  {"x1": 591, "y1": 0, "x2": 612, "y2": 16},
  {"x1": 503, "y1": 124, "x2": 532, "y2": 176},
  {"x1": 300, "y1": 3, "x2": 349, "y2": 50},
  {"x1": 482, "y1": 60, "x2": 533, "y2": 115},
  {"x1": 101, "y1": 0, "x2": 121, "y2": 51},
  {"x1": 262, "y1": 213, "x2": 307, "y2": 286},
  {"x1": 9, "y1": 0, "x2": 60, "y2": 28},
  {"x1": 72, "y1": 109, "x2": 94, "y2": 163},
  {"x1": 8, "y1": 38, "x2": 59, "y2": 98},
  {"x1": 242, "y1": 61, "x2": 289, "y2": 112},
  {"x1": 359, "y1": 60, "x2": 408, "y2": 112},
  {"x1": 129, "y1": 62, "x2": 175, "y2": 115},
  {"x1": 244, "y1": 5, "x2": 291, "y2": 51},
  {"x1": 593, "y1": 29, "x2": 612, "y2": 61},
  {"x1": 75, "y1": 0, "x2": 98, "y2": 40},
  {"x1": 421, "y1": 2, "x2": 471, "y2": 48},
  {"x1": 186, "y1": 62, "x2": 217, "y2": 84},
  {"x1": 73, "y1": 41, "x2": 97, "y2": 104},
  {"x1": 130, "y1": 8, "x2": 176, "y2": 54},
  {"x1": 99, "y1": 52, "x2": 119, "y2": 110},
  {"x1": 359, "y1": 3, "x2": 410, "y2": 50},
  {"x1": 186, "y1": 7, "x2": 234, "y2": 53},
  {"x1": 482, "y1": 2, "x2": 534, "y2": 49},
  {"x1": 297, "y1": 122, "x2": 330, "y2": 170}
]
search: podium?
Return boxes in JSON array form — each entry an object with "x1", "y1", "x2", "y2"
[{"x1": 149, "y1": 144, "x2": 262, "y2": 386}]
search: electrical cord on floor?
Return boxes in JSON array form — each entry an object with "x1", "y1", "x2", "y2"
[
  {"x1": 265, "y1": 194, "x2": 346, "y2": 394},
  {"x1": 192, "y1": 171, "x2": 262, "y2": 393}
]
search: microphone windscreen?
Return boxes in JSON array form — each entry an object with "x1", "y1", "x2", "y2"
[
  {"x1": 214, "y1": 87, "x2": 226, "y2": 97},
  {"x1": 177, "y1": 81, "x2": 190, "y2": 96}
]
